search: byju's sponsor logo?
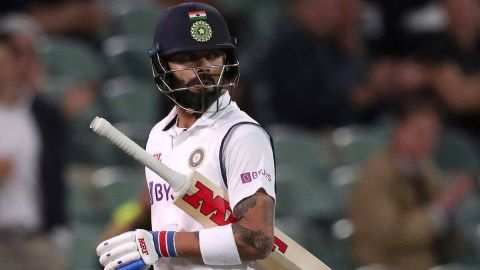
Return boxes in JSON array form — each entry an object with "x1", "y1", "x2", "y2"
[
  {"x1": 240, "y1": 173, "x2": 252, "y2": 183},
  {"x1": 240, "y1": 169, "x2": 272, "y2": 183}
]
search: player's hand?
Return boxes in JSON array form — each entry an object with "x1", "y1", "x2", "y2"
[{"x1": 96, "y1": 229, "x2": 160, "y2": 270}]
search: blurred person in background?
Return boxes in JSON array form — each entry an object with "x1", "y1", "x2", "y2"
[
  {"x1": 245, "y1": 0, "x2": 366, "y2": 128},
  {"x1": 0, "y1": 13, "x2": 100, "y2": 121},
  {"x1": 0, "y1": 0, "x2": 109, "y2": 44},
  {"x1": 354, "y1": 0, "x2": 480, "y2": 147},
  {"x1": 0, "y1": 32, "x2": 69, "y2": 269},
  {"x1": 429, "y1": 0, "x2": 480, "y2": 148},
  {"x1": 347, "y1": 95, "x2": 474, "y2": 270}
]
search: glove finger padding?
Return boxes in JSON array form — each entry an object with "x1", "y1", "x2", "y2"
[
  {"x1": 97, "y1": 231, "x2": 136, "y2": 256},
  {"x1": 96, "y1": 229, "x2": 172, "y2": 270},
  {"x1": 99, "y1": 242, "x2": 137, "y2": 266},
  {"x1": 104, "y1": 251, "x2": 141, "y2": 270}
]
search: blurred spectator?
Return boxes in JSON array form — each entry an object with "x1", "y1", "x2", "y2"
[
  {"x1": 363, "y1": 0, "x2": 445, "y2": 57},
  {"x1": 347, "y1": 96, "x2": 474, "y2": 270},
  {"x1": 245, "y1": 0, "x2": 366, "y2": 128},
  {"x1": 428, "y1": 0, "x2": 480, "y2": 148},
  {"x1": 0, "y1": 0, "x2": 109, "y2": 44},
  {"x1": 355, "y1": 0, "x2": 480, "y2": 146},
  {"x1": 0, "y1": 13, "x2": 98, "y2": 120},
  {"x1": 0, "y1": 32, "x2": 69, "y2": 269}
]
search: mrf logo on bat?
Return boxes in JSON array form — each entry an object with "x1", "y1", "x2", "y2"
[{"x1": 180, "y1": 179, "x2": 289, "y2": 254}]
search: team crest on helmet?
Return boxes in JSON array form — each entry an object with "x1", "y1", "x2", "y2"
[
  {"x1": 188, "y1": 147, "x2": 206, "y2": 168},
  {"x1": 190, "y1": 21, "x2": 212, "y2": 42}
]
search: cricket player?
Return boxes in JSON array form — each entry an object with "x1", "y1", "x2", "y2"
[{"x1": 97, "y1": 2, "x2": 276, "y2": 270}]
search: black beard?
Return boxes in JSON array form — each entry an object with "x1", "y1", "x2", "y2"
[{"x1": 169, "y1": 73, "x2": 221, "y2": 112}]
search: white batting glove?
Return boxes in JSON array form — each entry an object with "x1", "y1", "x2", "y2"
[{"x1": 96, "y1": 229, "x2": 178, "y2": 270}]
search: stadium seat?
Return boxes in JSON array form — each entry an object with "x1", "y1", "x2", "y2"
[
  {"x1": 91, "y1": 120, "x2": 152, "y2": 166},
  {"x1": 68, "y1": 221, "x2": 105, "y2": 270},
  {"x1": 101, "y1": 76, "x2": 159, "y2": 123},
  {"x1": 103, "y1": 34, "x2": 152, "y2": 78},
  {"x1": 434, "y1": 128, "x2": 480, "y2": 173},
  {"x1": 270, "y1": 125, "x2": 334, "y2": 178},
  {"x1": 275, "y1": 175, "x2": 340, "y2": 222},
  {"x1": 69, "y1": 100, "x2": 110, "y2": 164},
  {"x1": 109, "y1": 3, "x2": 160, "y2": 37},
  {"x1": 91, "y1": 165, "x2": 146, "y2": 213},
  {"x1": 327, "y1": 165, "x2": 357, "y2": 214},
  {"x1": 38, "y1": 38, "x2": 106, "y2": 82},
  {"x1": 331, "y1": 125, "x2": 389, "y2": 166}
]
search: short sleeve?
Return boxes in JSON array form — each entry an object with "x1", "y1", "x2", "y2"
[{"x1": 222, "y1": 124, "x2": 276, "y2": 210}]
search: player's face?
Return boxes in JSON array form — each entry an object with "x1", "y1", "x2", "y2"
[{"x1": 166, "y1": 50, "x2": 226, "y2": 92}]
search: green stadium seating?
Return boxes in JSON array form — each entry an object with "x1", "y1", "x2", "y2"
[
  {"x1": 331, "y1": 125, "x2": 389, "y2": 166},
  {"x1": 102, "y1": 76, "x2": 159, "y2": 123},
  {"x1": 435, "y1": 129, "x2": 480, "y2": 173},
  {"x1": 270, "y1": 125, "x2": 334, "y2": 178},
  {"x1": 103, "y1": 34, "x2": 151, "y2": 78},
  {"x1": 91, "y1": 165, "x2": 146, "y2": 213},
  {"x1": 109, "y1": 4, "x2": 160, "y2": 37},
  {"x1": 38, "y1": 38, "x2": 106, "y2": 82}
]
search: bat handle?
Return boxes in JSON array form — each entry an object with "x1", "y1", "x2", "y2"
[{"x1": 117, "y1": 259, "x2": 147, "y2": 270}]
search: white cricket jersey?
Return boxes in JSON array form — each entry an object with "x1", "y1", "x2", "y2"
[{"x1": 145, "y1": 92, "x2": 275, "y2": 270}]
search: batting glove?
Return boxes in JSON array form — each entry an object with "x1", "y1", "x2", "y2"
[{"x1": 96, "y1": 229, "x2": 177, "y2": 270}]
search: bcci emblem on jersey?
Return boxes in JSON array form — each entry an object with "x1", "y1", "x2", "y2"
[{"x1": 188, "y1": 147, "x2": 205, "y2": 168}]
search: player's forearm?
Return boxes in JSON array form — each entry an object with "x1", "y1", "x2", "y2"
[
  {"x1": 174, "y1": 231, "x2": 203, "y2": 262},
  {"x1": 232, "y1": 190, "x2": 275, "y2": 260},
  {"x1": 174, "y1": 224, "x2": 273, "y2": 263},
  {"x1": 232, "y1": 222, "x2": 273, "y2": 260},
  {"x1": 174, "y1": 191, "x2": 275, "y2": 263}
]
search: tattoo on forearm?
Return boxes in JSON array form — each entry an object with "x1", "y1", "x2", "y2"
[
  {"x1": 232, "y1": 194, "x2": 273, "y2": 255},
  {"x1": 232, "y1": 223, "x2": 271, "y2": 253},
  {"x1": 233, "y1": 195, "x2": 257, "y2": 218}
]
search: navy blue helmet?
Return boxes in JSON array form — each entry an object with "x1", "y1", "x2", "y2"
[{"x1": 149, "y1": 2, "x2": 239, "y2": 113}]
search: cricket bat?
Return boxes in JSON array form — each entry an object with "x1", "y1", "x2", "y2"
[{"x1": 90, "y1": 117, "x2": 330, "y2": 270}]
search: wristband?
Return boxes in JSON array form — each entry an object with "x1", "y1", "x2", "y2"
[
  {"x1": 199, "y1": 224, "x2": 241, "y2": 265},
  {"x1": 153, "y1": 231, "x2": 178, "y2": 257}
]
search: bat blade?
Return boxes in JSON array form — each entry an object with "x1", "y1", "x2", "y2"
[{"x1": 90, "y1": 117, "x2": 330, "y2": 270}]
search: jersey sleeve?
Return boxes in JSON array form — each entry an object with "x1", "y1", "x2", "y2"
[{"x1": 223, "y1": 124, "x2": 276, "y2": 210}]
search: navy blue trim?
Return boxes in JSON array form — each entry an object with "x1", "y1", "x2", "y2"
[
  {"x1": 162, "y1": 116, "x2": 177, "y2": 131},
  {"x1": 153, "y1": 231, "x2": 161, "y2": 257},
  {"x1": 167, "y1": 231, "x2": 177, "y2": 257},
  {"x1": 148, "y1": 43, "x2": 161, "y2": 57},
  {"x1": 219, "y1": 122, "x2": 276, "y2": 190}
]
